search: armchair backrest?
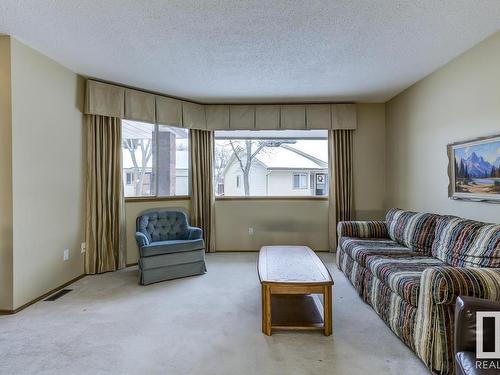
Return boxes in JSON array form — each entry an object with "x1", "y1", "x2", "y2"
[{"x1": 136, "y1": 210, "x2": 190, "y2": 242}]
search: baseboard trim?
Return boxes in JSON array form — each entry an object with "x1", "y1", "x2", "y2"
[
  {"x1": 126, "y1": 262, "x2": 138, "y2": 267},
  {"x1": 0, "y1": 273, "x2": 86, "y2": 315}
]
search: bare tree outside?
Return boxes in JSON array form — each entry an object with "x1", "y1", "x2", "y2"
[
  {"x1": 122, "y1": 138, "x2": 153, "y2": 195},
  {"x1": 214, "y1": 141, "x2": 233, "y2": 194},
  {"x1": 227, "y1": 140, "x2": 293, "y2": 196}
]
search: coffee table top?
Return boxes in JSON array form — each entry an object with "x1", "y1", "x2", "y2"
[{"x1": 258, "y1": 246, "x2": 333, "y2": 285}]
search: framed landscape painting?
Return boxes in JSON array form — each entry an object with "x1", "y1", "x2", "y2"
[{"x1": 448, "y1": 134, "x2": 500, "y2": 203}]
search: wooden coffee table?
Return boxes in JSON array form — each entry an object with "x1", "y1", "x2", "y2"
[{"x1": 258, "y1": 246, "x2": 333, "y2": 336}]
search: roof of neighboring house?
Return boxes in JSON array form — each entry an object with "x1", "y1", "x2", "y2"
[
  {"x1": 255, "y1": 145, "x2": 327, "y2": 169},
  {"x1": 225, "y1": 141, "x2": 328, "y2": 173}
]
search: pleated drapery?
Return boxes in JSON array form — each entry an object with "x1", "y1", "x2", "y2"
[
  {"x1": 190, "y1": 129, "x2": 216, "y2": 252},
  {"x1": 85, "y1": 114, "x2": 126, "y2": 274},
  {"x1": 328, "y1": 129, "x2": 354, "y2": 252},
  {"x1": 85, "y1": 80, "x2": 357, "y2": 131}
]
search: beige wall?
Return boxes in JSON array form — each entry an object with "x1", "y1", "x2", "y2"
[
  {"x1": 354, "y1": 104, "x2": 386, "y2": 220},
  {"x1": 9, "y1": 39, "x2": 85, "y2": 309},
  {"x1": 0, "y1": 36, "x2": 13, "y2": 310},
  {"x1": 386, "y1": 31, "x2": 500, "y2": 223},
  {"x1": 215, "y1": 198, "x2": 330, "y2": 251}
]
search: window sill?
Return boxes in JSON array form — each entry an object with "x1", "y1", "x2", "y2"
[
  {"x1": 125, "y1": 196, "x2": 191, "y2": 203},
  {"x1": 215, "y1": 196, "x2": 328, "y2": 201}
]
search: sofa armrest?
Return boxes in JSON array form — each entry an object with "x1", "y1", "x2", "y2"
[
  {"x1": 421, "y1": 266, "x2": 500, "y2": 306},
  {"x1": 135, "y1": 232, "x2": 150, "y2": 248},
  {"x1": 337, "y1": 221, "x2": 388, "y2": 239},
  {"x1": 187, "y1": 226, "x2": 203, "y2": 240}
]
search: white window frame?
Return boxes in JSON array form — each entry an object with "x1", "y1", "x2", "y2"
[
  {"x1": 213, "y1": 130, "x2": 329, "y2": 199},
  {"x1": 293, "y1": 173, "x2": 308, "y2": 190}
]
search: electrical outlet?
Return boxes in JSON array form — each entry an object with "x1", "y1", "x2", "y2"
[
  {"x1": 80, "y1": 242, "x2": 86, "y2": 254},
  {"x1": 248, "y1": 227, "x2": 255, "y2": 236},
  {"x1": 63, "y1": 248, "x2": 70, "y2": 261}
]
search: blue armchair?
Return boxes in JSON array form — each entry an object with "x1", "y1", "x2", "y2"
[{"x1": 135, "y1": 209, "x2": 206, "y2": 285}]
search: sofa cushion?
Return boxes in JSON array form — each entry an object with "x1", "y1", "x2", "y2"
[
  {"x1": 432, "y1": 216, "x2": 500, "y2": 267},
  {"x1": 339, "y1": 237, "x2": 415, "y2": 267},
  {"x1": 365, "y1": 255, "x2": 445, "y2": 307},
  {"x1": 139, "y1": 239, "x2": 205, "y2": 257},
  {"x1": 386, "y1": 208, "x2": 441, "y2": 254}
]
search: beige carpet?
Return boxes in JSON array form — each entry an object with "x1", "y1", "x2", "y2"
[{"x1": 0, "y1": 253, "x2": 428, "y2": 374}]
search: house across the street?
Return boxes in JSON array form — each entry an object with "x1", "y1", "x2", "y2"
[{"x1": 222, "y1": 143, "x2": 328, "y2": 197}]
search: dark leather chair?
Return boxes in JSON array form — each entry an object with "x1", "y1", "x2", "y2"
[{"x1": 455, "y1": 296, "x2": 500, "y2": 375}]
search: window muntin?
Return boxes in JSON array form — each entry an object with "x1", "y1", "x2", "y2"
[
  {"x1": 214, "y1": 130, "x2": 328, "y2": 197},
  {"x1": 122, "y1": 120, "x2": 189, "y2": 198}
]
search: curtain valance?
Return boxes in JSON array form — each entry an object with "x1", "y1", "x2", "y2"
[{"x1": 84, "y1": 79, "x2": 357, "y2": 130}]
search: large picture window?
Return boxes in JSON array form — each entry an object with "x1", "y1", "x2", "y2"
[
  {"x1": 214, "y1": 130, "x2": 328, "y2": 197},
  {"x1": 121, "y1": 120, "x2": 189, "y2": 198}
]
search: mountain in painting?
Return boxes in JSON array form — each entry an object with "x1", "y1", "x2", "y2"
[{"x1": 462, "y1": 152, "x2": 493, "y2": 177}]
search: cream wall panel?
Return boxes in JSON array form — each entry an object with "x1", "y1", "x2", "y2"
[
  {"x1": 386, "y1": 31, "x2": 500, "y2": 224},
  {"x1": 230, "y1": 105, "x2": 255, "y2": 129},
  {"x1": 353, "y1": 104, "x2": 386, "y2": 220},
  {"x1": 206, "y1": 105, "x2": 229, "y2": 130},
  {"x1": 0, "y1": 36, "x2": 13, "y2": 310},
  {"x1": 281, "y1": 105, "x2": 306, "y2": 129},
  {"x1": 10, "y1": 39, "x2": 85, "y2": 309},
  {"x1": 125, "y1": 89, "x2": 156, "y2": 123},
  {"x1": 182, "y1": 101, "x2": 206, "y2": 129},
  {"x1": 306, "y1": 104, "x2": 331, "y2": 129},
  {"x1": 255, "y1": 105, "x2": 280, "y2": 129},
  {"x1": 215, "y1": 199, "x2": 330, "y2": 251},
  {"x1": 156, "y1": 96, "x2": 182, "y2": 127}
]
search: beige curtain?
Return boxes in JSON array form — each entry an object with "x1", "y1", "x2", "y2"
[
  {"x1": 190, "y1": 129, "x2": 216, "y2": 252},
  {"x1": 85, "y1": 114, "x2": 126, "y2": 273},
  {"x1": 328, "y1": 129, "x2": 354, "y2": 252}
]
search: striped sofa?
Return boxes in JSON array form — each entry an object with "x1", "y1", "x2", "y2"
[{"x1": 337, "y1": 208, "x2": 500, "y2": 375}]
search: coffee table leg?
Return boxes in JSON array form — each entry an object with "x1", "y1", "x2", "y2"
[
  {"x1": 323, "y1": 285, "x2": 332, "y2": 336},
  {"x1": 262, "y1": 285, "x2": 272, "y2": 335}
]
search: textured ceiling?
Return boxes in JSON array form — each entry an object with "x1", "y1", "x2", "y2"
[{"x1": 1, "y1": 1, "x2": 500, "y2": 103}]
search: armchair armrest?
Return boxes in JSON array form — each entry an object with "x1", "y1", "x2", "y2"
[
  {"x1": 135, "y1": 232, "x2": 150, "y2": 248},
  {"x1": 421, "y1": 266, "x2": 500, "y2": 305},
  {"x1": 187, "y1": 226, "x2": 203, "y2": 240},
  {"x1": 337, "y1": 221, "x2": 388, "y2": 239}
]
